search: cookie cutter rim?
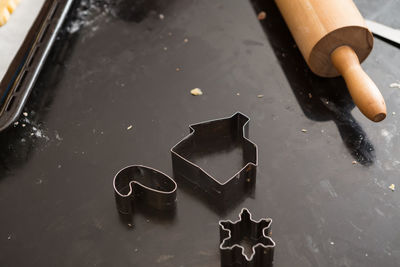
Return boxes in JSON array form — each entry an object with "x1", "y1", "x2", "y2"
[
  {"x1": 113, "y1": 165, "x2": 177, "y2": 214},
  {"x1": 170, "y1": 112, "x2": 258, "y2": 188},
  {"x1": 113, "y1": 164, "x2": 178, "y2": 197},
  {"x1": 219, "y1": 208, "x2": 275, "y2": 264}
]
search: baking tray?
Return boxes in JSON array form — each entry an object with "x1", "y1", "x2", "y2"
[{"x1": 0, "y1": 0, "x2": 73, "y2": 131}]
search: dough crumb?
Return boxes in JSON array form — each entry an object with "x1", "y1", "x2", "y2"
[
  {"x1": 389, "y1": 82, "x2": 400, "y2": 89},
  {"x1": 389, "y1": 184, "x2": 395, "y2": 191},
  {"x1": 190, "y1": 88, "x2": 203, "y2": 96},
  {"x1": 257, "y1": 11, "x2": 267, "y2": 20}
]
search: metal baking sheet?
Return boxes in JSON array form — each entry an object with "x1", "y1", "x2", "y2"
[
  {"x1": 0, "y1": 0, "x2": 46, "y2": 81},
  {"x1": 0, "y1": 0, "x2": 73, "y2": 131}
]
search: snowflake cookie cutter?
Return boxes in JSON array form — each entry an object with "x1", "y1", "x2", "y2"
[{"x1": 219, "y1": 208, "x2": 275, "y2": 267}]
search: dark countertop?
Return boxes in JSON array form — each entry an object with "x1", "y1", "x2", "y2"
[{"x1": 0, "y1": 0, "x2": 400, "y2": 266}]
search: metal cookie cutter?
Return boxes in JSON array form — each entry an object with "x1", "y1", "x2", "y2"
[
  {"x1": 113, "y1": 165, "x2": 177, "y2": 215},
  {"x1": 171, "y1": 112, "x2": 258, "y2": 202},
  {"x1": 219, "y1": 208, "x2": 275, "y2": 267}
]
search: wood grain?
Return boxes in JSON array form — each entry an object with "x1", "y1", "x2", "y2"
[
  {"x1": 331, "y1": 46, "x2": 386, "y2": 122},
  {"x1": 274, "y1": 0, "x2": 386, "y2": 121}
]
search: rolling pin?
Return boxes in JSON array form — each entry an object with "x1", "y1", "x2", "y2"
[{"x1": 274, "y1": 0, "x2": 386, "y2": 122}]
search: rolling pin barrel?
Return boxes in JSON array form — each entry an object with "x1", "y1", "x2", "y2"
[{"x1": 274, "y1": 0, "x2": 386, "y2": 122}]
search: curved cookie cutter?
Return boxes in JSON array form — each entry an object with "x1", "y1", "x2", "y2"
[
  {"x1": 171, "y1": 112, "x2": 258, "y2": 201},
  {"x1": 219, "y1": 208, "x2": 275, "y2": 267},
  {"x1": 113, "y1": 165, "x2": 177, "y2": 215}
]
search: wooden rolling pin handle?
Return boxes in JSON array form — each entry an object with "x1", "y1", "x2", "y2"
[{"x1": 331, "y1": 45, "x2": 386, "y2": 122}]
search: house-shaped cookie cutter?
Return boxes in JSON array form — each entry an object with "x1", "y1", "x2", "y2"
[{"x1": 171, "y1": 112, "x2": 258, "y2": 202}]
